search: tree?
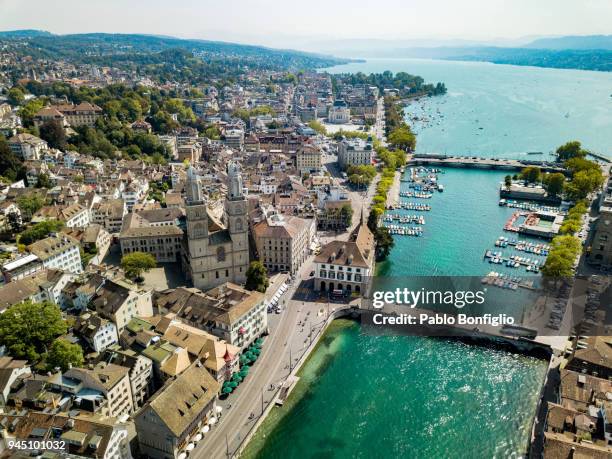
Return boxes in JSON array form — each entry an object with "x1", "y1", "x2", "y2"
[
  {"x1": 520, "y1": 166, "x2": 541, "y2": 184},
  {"x1": 47, "y1": 339, "x2": 84, "y2": 372},
  {"x1": 39, "y1": 119, "x2": 67, "y2": 149},
  {"x1": 374, "y1": 227, "x2": 395, "y2": 261},
  {"x1": 504, "y1": 175, "x2": 512, "y2": 190},
  {"x1": 0, "y1": 135, "x2": 25, "y2": 181},
  {"x1": 36, "y1": 172, "x2": 52, "y2": 189},
  {"x1": 544, "y1": 173, "x2": 565, "y2": 196},
  {"x1": 308, "y1": 120, "x2": 327, "y2": 136},
  {"x1": 245, "y1": 261, "x2": 269, "y2": 293},
  {"x1": 7, "y1": 87, "x2": 25, "y2": 106},
  {"x1": 16, "y1": 194, "x2": 45, "y2": 221},
  {"x1": 387, "y1": 127, "x2": 416, "y2": 152},
  {"x1": 121, "y1": 251, "x2": 156, "y2": 280},
  {"x1": 565, "y1": 169, "x2": 604, "y2": 200},
  {"x1": 0, "y1": 300, "x2": 67, "y2": 361},
  {"x1": 18, "y1": 219, "x2": 64, "y2": 245},
  {"x1": 556, "y1": 141, "x2": 586, "y2": 162},
  {"x1": 340, "y1": 204, "x2": 353, "y2": 227}
]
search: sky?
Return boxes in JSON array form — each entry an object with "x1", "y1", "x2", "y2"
[{"x1": 1, "y1": 0, "x2": 611, "y2": 51}]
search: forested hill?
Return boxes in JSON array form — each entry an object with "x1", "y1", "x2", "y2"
[{"x1": 0, "y1": 31, "x2": 352, "y2": 70}]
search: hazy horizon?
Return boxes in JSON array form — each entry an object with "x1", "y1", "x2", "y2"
[{"x1": 1, "y1": 0, "x2": 611, "y2": 52}]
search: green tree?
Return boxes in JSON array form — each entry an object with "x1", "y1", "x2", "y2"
[
  {"x1": 39, "y1": 119, "x2": 67, "y2": 149},
  {"x1": 47, "y1": 339, "x2": 84, "y2": 372},
  {"x1": 520, "y1": 166, "x2": 541, "y2": 184},
  {"x1": 374, "y1": 227, "x2": 395, "y2": 261},
  {"x1": 245, "y1": 261, "x2": 269, "y2": 293},
  {"x1": 16, "y1": 194, "x2": 45, "y2": 221},
  {"x1": 0, "y1": 300, "x2": 67, "y2": 361},
  {"x1": 36, "y1": 172, "x2": 52, "y2": 189},
  {"x1": 121, "y1": 251, "x2": 157, "y2": 280},
  {"x1": 18, "y1": 98, "x2": 45, "y2": 127},
  {"x1": 340, "y1": 204, "x2": 353, "y2": 227},
  {"x1": 504, "y1": 175, "x2": 512, "y2": 190},
  {"x1": 388, "y1": 127, "x2": 416, "y2": 152},
  {"x1": 7, "y1": 87, "x2": 25, "y2": 106},
  {"x1": 0, "y1": 135, "x2": 25, "y2": 181},
  {"x1": 307, "y1": 120, "x2": 327, "y2": 136},
  {"x1": 18, "y1": 220, "x2": 64, "y2": 245},
  {"x1": 543, "y1": 172, "x2": 565, "y2": 196},
  {"x1": 556, "y1": 141, "x2": 587, "y2": 162}
]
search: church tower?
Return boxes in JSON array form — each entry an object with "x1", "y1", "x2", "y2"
[
  {"x1": 225, "y1": 161, "x2": 249, "y2": 283},
  {"x1": 185, "y1": 166, "x2": 208, "y2": 257}
]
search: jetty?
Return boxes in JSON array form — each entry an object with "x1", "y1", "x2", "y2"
[{"x1": 410, "y1": 154, "x2": 566, "y2": 173}]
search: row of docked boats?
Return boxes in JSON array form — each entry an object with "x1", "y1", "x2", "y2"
[
  {"x1": 386, "y1": 202, "x2": 432, "y2": 211},
  {"x1": 399, "y1": 191, "x2": 434, "y2": 199},
  {"x1": 494, "y1": 236, "x2": 550, "y2": 255},
  {"x1": 484, "y1": 250, "x2": 543, "y2": 272},
  {"x1": 499, "y1": 199, "x2": 559, "y2": 213},
  {"x1": 382, "y1": 225, "x2": 424, "y2": 237},
  {"x1": 383, "y1": 214, "x2": 426, "y2": 225}
]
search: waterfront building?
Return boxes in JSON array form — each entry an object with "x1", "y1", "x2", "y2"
[
  {"x1": 134, "y1": 363, "x2": 220, "y2": 459},
  {"x1": 337, "y1": 137, "x2": 373, "y2": 168},
  {"x1": 314, "y1": 214, "x2": 375, "y2": 295},
  {"x1": 182, "y1": 163, "x2": 249, "y2": 291},
  {"x1": 566, "y1": 336, "x2": 612, "y2": 380}
]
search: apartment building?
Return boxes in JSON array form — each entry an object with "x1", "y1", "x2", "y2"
[
  {"x1": 7, "y1": 133, "x2": 48, "y2": 160},
  {"x1": 154, "y1": 283, "x2": 267, "y2": 352},
  {"x1": 338, "y1": 136, "x2": 373, "y2": 168},
  {"x1": 135, "y1": 363, "x2": 220, "y2": 459},
  {"x1": 296, "y1": 144, "x2": 322, "y2": 175},
  {"x1": 91, "y1": 199, "x2": 127, "y2": 233},
  {"x1": 27, "y1": 234, "x2": 83, "y2": 274},
  {"x1": 253, "y1": 212, "x2": 315, "y2": 275}
]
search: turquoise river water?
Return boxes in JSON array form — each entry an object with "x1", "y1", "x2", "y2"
[{"x1": 244, "y1": 59, "x2": 612, "y2": 458}]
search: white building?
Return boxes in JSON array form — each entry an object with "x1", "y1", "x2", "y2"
[
  {"x1": 338, "y1": 137, "x2": 373, "y2": 168},
  {"x1": 27, "y1": 234, "x2": 83, "y2": 274},
  {"x1": 328, "y1": 99, "x2": 350, "y2": 124}
]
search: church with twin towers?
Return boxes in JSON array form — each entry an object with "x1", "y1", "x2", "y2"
[{"x1": 182, "y1": 161, "x2": 249, "y2": 290}]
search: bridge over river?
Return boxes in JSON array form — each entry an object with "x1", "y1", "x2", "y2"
[{"x1": 409, "y1": 154, "x2": 567, "y2": 173}]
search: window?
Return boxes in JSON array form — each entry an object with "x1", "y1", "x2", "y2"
[
  {"x1": 216, "y1": 271, "x2": 219, "y2": 279},
  {"x1": 217, "y1": 246, "x2": 226, "y2": 262}
]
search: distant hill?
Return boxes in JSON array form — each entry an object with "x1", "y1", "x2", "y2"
[
  {"x1": 0, "y1": 31, "x2": 350, "y2": 70},
  {"x1": 524, "y1": 35, "x2": 612, "y2": 50},
  {"x1": 0, "y1": 29, "x2": 52, "y2": 38}
]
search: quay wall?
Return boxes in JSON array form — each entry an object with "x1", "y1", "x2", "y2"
[{"x1": 410, "y1": 155, "x2": 566, "y2": 174}]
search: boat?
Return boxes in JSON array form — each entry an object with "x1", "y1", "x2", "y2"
[{"x1": 526, "y1": 151, "x2": 543, "y2": 155}]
